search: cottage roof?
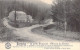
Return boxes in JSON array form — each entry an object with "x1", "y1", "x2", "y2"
[{"x1": 8, "y1": 11, "x2": 27, "y2": 21}]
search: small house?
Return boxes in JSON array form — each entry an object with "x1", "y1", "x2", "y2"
[{"x1": 8, "y1": 11, "x2": 33, "y2": 27}]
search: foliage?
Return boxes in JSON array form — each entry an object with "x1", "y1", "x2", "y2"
[{"x1": 52, "y1": 0, "x2": 80, "y2": 32}]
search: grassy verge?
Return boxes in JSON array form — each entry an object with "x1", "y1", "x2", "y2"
[{"x1": 32, "y1": 26, "x2": 80, "y2": 42}]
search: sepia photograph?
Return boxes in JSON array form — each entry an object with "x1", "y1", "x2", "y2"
[{"x1": 0, "y1": 0, "x2": 80, "y2": 43}]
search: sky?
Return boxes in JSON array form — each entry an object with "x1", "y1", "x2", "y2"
[
  {"x1": 2, "y1": 0, "x2": 54, "y2": 5},
  {"x1": 41, "y1": 0, "x2": 53, "y2": 4}
]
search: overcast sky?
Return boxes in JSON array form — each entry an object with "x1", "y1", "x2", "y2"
[
  {"x1": 41, "y1": 0, "x2": 54, "y2": 4},
  {"x1": 21, "y1": 0, "x2": 54, "y2": 5},
  {"x1": 1, "y1": 0, "x2": 54, "y2": 5}
]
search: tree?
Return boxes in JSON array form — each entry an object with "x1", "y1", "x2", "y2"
[
  {"x1": 0, "y1": 0, "x2": 51, "y2": 27},
  {"x1": 51, "y1": 0, "x2": 74, "y2": 31},
  {"x1": 52, "y1": 0, "x2": 80, "y2": 32},
  {"x1": 22, "y1": 3, "x2": 39, "y2": 19}
]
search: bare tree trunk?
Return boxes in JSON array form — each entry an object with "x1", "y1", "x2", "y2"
[
  {"x1": 14, "y1": 0, "x2": 18, "y2": 27},
  {"x1": 63, "y1": 0, "x2": 67, "y2": 34}
]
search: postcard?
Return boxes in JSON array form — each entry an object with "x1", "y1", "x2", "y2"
[{"x1": 0, "y1": 0, "x2": 80, "y2": 50}]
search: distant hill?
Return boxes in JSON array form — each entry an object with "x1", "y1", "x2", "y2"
[
  {"x1": 0, "y1": 0, "x2": 52, "y2": 19},
  {"x1": 22, "y1": 0, "x2": 51, "y2": 9},
  {"x1": 1, "y1": 0, "x2": 51, "y2": 10}
]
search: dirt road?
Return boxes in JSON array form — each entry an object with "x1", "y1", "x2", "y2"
[{"x1": 3, "y1": 18, "x2": 54, "y2": 42}]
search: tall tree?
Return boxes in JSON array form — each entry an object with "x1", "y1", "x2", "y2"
[{"x1": 51, "y1": 0, "x2": 75, "y2": 31}]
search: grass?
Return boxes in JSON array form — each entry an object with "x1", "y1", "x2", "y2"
[
  {"x1": 32, "y1": 26, "x2": 80, "y2": 42},
  {"x1": 0, "y1": 26, "x2": 33, "y2": 42},
  {"x1": 0, "y1": 23, "x2": 80, "y2": 42}
]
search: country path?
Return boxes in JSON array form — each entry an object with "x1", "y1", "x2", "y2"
[{"x1": 2, "y1": 17, "x2": 54, "y2": 42}]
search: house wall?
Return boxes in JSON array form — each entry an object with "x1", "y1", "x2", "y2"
[{"x1": 8, "y1": 11, "x2": 33, "y2": 28}]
